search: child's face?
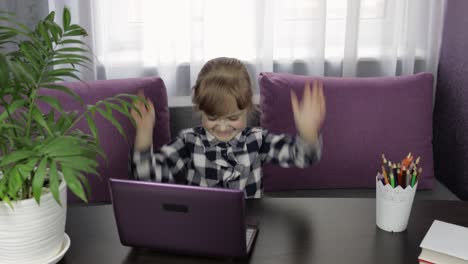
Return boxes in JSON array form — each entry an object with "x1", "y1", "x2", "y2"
[{"x1": 201, "y1": 108, "x2": 247, "y2": 142}]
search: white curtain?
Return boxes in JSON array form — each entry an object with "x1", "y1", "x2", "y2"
[
  {"x1": 0, "y1": 0, "x2": 49, "y2": 30},
  {"x1": 0, "y1": 0, "x2": 49, "y2": 54},
  {"x1": 48, "y1": 0, "x2": 96, "y2": 81},
  {"x1": 49, "y1": 0, "x2": 446, "y2": 100}
]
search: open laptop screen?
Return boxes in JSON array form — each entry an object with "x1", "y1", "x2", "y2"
[{"x1": 109, "y1": 178, "x2": 257, "y2": 258}]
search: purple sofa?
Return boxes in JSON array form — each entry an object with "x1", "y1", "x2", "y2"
[
  {"x1": 259, "y1": 72, "x2": 434, "y2": 192},
  {"x1": 38, "y1": 77, "x2": 171, "y2": 203},
  {"x1": 36, "y1": 72, "x2": 435, "y2": 202}
]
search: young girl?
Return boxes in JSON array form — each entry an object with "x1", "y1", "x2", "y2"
[{"x1": 129, "y1": 57, "x2": 326, "y2": 198}]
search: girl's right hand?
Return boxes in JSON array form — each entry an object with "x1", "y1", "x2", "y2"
[{"x1": 131, "y1": 90, "x2": 156, "y2": 150}]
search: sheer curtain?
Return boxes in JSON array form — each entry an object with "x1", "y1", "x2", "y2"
[
  {"x1": 50, "y1": 0, "x2": 446, "y2": 101},
  {"x1": 0, "y1": 0, "x2": 49, "y2": 54}
]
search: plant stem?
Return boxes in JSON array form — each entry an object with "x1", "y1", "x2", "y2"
[
  {"x1": 0, "y1": 97, "x2": 19, "y2": 139},
  {"x1": 26, "y1": 174, "x2": 32, "y2": 199},
  {"x1": 25, "y1": 39, "x2": 56, "y2": 138},
  {"x1": 63, "y1": 111, "x2": 87, "y2": 136},
  {"x1": 22, "y1": 184, "x2": 28, "y2": 199},
  {"x1": 25, "y1": 89, "x2": 36, "y2": 138},
  {"x1": 63, "y1": 103, "x2": 99, "y2": 136}
]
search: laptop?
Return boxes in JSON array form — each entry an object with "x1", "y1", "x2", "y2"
[{"x1": 109, "y1": 178, "x2": 259, "y2": 258}]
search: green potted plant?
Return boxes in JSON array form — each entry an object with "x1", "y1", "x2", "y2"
[{"x1": 0, "y1": 8, "x2": 141, "y2": 263}]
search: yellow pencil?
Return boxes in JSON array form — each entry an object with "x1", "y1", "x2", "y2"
[{"x1": 381, "y1": 165, "x2": 389, "y2": 185}]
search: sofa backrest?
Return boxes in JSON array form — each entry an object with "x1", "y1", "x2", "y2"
[
  {"x1": 38, "y1": 77, "x2": 171, "y2": 203},
  {"x1": 259, "y1": 72, "x2": 434, "y2": 191}
]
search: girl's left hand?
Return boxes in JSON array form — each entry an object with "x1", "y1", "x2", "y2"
[
  {"x1": 290, "y1": 80, "x2": 326, "y2": 145},
  {"x1": 131, "y1": 90, "x2": 156, "y2": 151}
]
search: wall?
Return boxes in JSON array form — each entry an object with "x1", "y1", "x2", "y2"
[{"x1": 433, "y1": 0, "x2": 468, "y2": 200}]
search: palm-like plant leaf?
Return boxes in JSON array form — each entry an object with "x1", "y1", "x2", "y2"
[{"x1": 0, "y1": 7, "x2": 143, "y2": 206}]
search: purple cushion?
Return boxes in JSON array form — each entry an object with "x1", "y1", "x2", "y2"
[
  {"x1": 259, "y1": 72, "x2": 434, "y2": 191},
  {"x1": 38, "y1": 77, "x2": 171, "y2": 203}
]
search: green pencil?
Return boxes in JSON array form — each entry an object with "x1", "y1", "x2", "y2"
[{"x1": 411, "y1": 168, "x2": 417, "y2": 187}]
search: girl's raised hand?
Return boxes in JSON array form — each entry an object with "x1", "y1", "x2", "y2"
[
  {"x1": 290, "y1": 80, "x2": 326, "y2": 144},
  {"x1": 131, "y1": 90, "x2": 156, "y2": 150}
]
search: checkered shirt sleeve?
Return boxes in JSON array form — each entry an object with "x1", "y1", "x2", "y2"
[
  {"x1": 259, "y1": 129, "x2": 322, "y2": 167},
  {"x1": 129, "y1": 136, "x2": 190, "y2": 183}
]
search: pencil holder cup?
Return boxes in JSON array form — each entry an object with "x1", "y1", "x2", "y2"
[{"x1": 375, "y1": 176, "x2": 418, "y2": 232}]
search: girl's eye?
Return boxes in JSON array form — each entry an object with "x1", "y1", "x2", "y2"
[
  {"x1": 228, "y1": 116, "x2": 240, "y2": 121},
  {"x1": 207, "y1": 117, "x2": 217, "y2": 121}
]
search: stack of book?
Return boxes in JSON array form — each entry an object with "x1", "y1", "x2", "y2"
[{"x1": 419, "y1": 220, "x2": 468, "y2": 264}]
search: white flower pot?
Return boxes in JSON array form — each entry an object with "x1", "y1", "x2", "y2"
[{"x1": 0, "y1": 178, "x2": 67, "y2": 264}]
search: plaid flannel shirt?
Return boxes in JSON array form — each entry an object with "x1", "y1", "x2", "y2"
[{"x1": 129, "y1": 126, "x2": 322, "y2": 198}]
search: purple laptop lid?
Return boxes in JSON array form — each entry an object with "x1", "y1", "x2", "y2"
[{"x1": 109, "y1": 178, "x2": 250, "y2": 258}]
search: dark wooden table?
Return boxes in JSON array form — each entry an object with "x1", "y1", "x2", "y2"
[{"x1": 59, "y1": 198, "x2": 468, "y2": 264}]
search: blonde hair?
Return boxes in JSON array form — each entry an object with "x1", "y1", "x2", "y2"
[{"x1": 192, "y1": 57, "x2": 253, "y2": 117}]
